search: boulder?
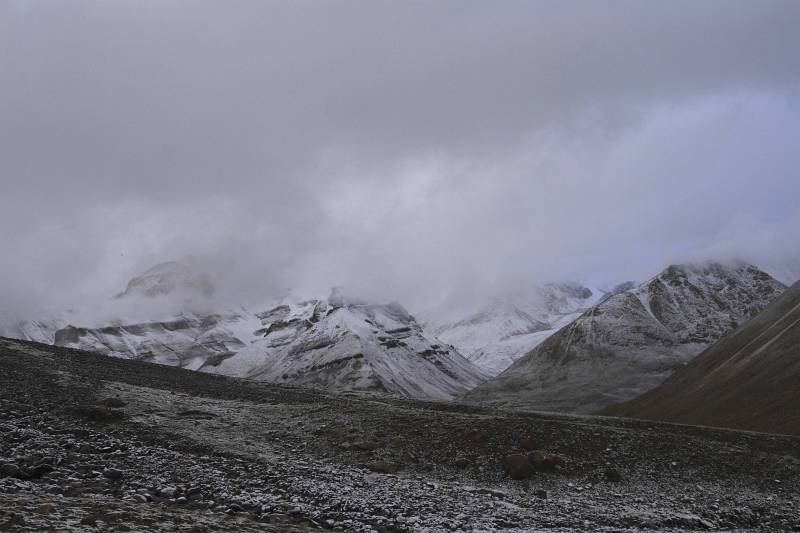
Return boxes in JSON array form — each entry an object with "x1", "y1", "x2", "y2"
[
  {"x1": 527, "y1": 451, "x2": 563, "y2": 472},
  {"x1": 502, "y1": 454, "x2": 532, "y2": 480}
]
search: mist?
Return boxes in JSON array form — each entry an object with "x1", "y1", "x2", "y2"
[{"x1": 2, "y1": 1, "x2": 799, "y2": 318}]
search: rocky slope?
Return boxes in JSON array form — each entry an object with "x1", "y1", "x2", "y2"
[
  {"x1": 604, "y1": 279, "x2": 800, "y2": 435},
  {"x1": 2, "y1": 337, "x2": 799, "y2": 531},
  {"x1": 465, "y1": 262, "x2": 786, "y2": 413},
  {"x1": 430, "y1": 283, "x2": 603, "y2": 375}
]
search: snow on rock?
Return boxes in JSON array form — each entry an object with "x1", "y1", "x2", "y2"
[
  {"x1": 53, "y1": 310, "x2": 262, "y2": 371},
  {"x1": 464, "y1": 261, "x2": 786, "y2": 413},
  {"x1": 209, "y1": 288, "x2": 489, "y2": 400},
  {"x1": 0, "y1": 312, "x2": 70, "y2": 345},
  {"x1": 430, "y1": 282, "x2": 603, "y2": 375}
]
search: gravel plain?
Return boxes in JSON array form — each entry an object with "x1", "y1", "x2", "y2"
[{"x1": 1, "y1": 337, "x2": 799, "y2": 532}]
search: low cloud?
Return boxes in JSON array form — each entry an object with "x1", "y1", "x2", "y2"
[{"x1": 1, "y1": 1, "x2": 799, "y2": 318}]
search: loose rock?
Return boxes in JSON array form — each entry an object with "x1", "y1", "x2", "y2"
[
  {"x1": 364, "y1": 461, "x2": 402, "y2": 474},
  {"x1": 502, "y1": 454, "x2": 532, "y2": 480},
  {"x1": 103, "y1": 468, "x2": 124, "y2": 481}
]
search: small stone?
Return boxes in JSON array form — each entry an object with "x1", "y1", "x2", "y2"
[
  {"x1": 604, "y1": 468, "x2": 622, "y2": 482},
  {"x1": 225, "y1": 503, "x2": 244, "y2": 514},
  {"x1": 176, "y1": 496, "x2": 187, "y2": 504},
  {"x1": 37, "y1": 503, "x2": 56, "y2": 514},
  {"x1": 364, "y1": 461, "x2": 402, "y2": 474},
  {"x1": 103, "y1": 468, "x2": 124, "y2": 481},
  {"x1": 527, "y1": 451, "x2": 563, "y2": 472},
  {"x1": 159, "y1": 486, "x2": 177, "y2": 498},
  {"x1": 0, "y1": 464, "x2": 25, "y2": 479},
  {"x1": 388, "y1": 436, "x2": 403, "y2": 447},
  {"x1": 534, "y1": 489, "x2": 548, "y2": 499},
  {"x1": 453, "y1": 457, "x2": 472, "y2": 469},
  {"x1": 132, "y1": 494, "x2": 147, "y2": 503},
  {"x1": 349, "y1": 441, "x2": 379, "y2": 451},
  {"x1": 269, "y1": 513, "x2": 289, "y2": 523},
  {"x1": 101, "y1": 398, "x2": 127, "y2": 408},
  {"x1": 29, "y1": 464, "x2": 53, "y2": 479},
  {"x1": 464, "y1": 430, "x2": 489, "y2": 445},
  {"x1": 77, "y1": 406, "x2": 126, "y2": 423}
]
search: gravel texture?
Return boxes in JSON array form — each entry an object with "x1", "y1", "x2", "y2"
[{"x1": 1, "y1": 338, "x2": 799, "y2": 531}]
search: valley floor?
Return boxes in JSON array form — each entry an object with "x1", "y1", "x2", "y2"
[{"x1": 1, "y1": 338, "x2": 799, "y2": 532}]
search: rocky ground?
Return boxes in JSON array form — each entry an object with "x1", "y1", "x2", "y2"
[{"x1": 1, "y1": 338, "x2": 799, "y2": 532}]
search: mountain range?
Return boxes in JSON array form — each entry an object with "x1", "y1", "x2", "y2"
[
  {"x1": 464, "y1": 262, "x2": 786, "y2": 413},
  {"x1": 0, "y1": 258, "x2": 793, "y2": 418},
  {"x1": 0, "y1": 261, "x2": 487, "y2": 401}
]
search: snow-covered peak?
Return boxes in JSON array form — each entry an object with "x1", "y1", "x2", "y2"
[
  {"x1": 115, "y1": 258, "x2": 214, "y2": 299},
  {"x1": 429, "y1": 281, "x2": 601, "y2": 374},
  {"x1": 465, "y1": 260, "x2": 786, "y2": 413},
  {"x1": 629, "y1": 261, "x2": 785, "y2": 344},
  {"x1": 528, "y1": 282, "x2": 595, "y2": 316},
  {"x1": 210, "y1": 290, "x2": 488, "y2": 400}
]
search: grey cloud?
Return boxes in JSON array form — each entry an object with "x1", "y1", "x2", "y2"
[{"x1": 1, "y1": 1, "x2": 799, "y2": 315}]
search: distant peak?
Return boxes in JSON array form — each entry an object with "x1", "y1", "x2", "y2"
[
  {"x1": 328, "y1": 286, "x2": 373, "y2": 308},
  {"x1": 115, "y1": 258, "x2": 214, "y2": 299}
]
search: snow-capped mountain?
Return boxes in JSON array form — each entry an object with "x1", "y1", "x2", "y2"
[
  {"x1": 464, "y1": 261, "x2": 786, "y2": 413},
  {"x1": 604, "y1": 279, "x2": 800, "y2": 435},
  {"x1": 8, "y1": 261, "x2": 487, "y2": 401},
  {"x1": 429, "y1": 282, "x2": 605, "y2": 374},
  {"x1": 207, "y1": 288, "x2": 489, "y2": 400}
]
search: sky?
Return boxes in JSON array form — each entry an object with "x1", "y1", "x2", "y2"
[{"x1": 2, "y1": 0, "x2": 800, "y2": 316}]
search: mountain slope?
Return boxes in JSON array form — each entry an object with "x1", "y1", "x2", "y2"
[
  {"x1": 603, "y1": 280, "x2": 800, "y2": 435},
  {"x1": 209, "y1": 289, "x2": 489, "y2": 400},
  {"x1": 430, "y1": 283, "x2": 602, "y2": 374},
  {"x1": 464, "y1": 262, "x2": 785, "y2": 413},
  {"x1": 54, "y1": 310, "x2": 261, "y2": 371},
  {"x1": 0, "y1": 313, "x2": 69, "y2": 345}
]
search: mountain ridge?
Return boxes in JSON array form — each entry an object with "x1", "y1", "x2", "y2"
[
  {"x1": 602, "y1": 279, "x2": 800, "y2": 435},
  {"x1": 463, "y1": 261, "x2": 786, "y2": 413}
]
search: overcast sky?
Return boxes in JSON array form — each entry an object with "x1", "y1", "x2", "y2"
[{"x1": 2, "y1": 1, "x2": 799, "y2": 315}]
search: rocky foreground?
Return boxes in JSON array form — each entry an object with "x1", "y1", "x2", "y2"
[{"x1": 1, "y1": 338, "x2": 799, "y2": 532}]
